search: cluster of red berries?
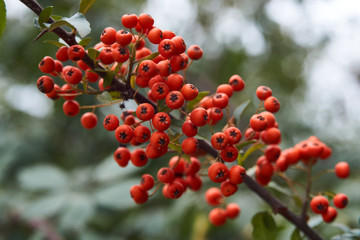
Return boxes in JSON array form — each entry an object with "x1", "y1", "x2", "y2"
[
  {"x1": 310, "y1": 192, "x2": 349, "y2": 223},
  {"x1": 34, "y1": 12, "x2": 351, "y2": 227}
]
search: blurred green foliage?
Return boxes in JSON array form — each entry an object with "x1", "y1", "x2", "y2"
[{"x1": 0, "y1": 0, "x2": 359, "y2": 239}]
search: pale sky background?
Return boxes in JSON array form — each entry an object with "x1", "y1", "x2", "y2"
[{"x1": 3, "y1": 0, "x2": 360, "y2": 143}]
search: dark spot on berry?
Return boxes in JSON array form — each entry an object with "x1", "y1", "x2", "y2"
[
  {"x1": 116, "y1": 153, "x2": 121, "y2": 160},
  {"x1": 142, "y1": 64, "x2": 150, "y2": 72},
  {"x1": 157, "y1": 85, "x2": 164, "y2": 95},
  {"x1": 159, "y1": 115, "x2": 167, "y2": 123},
  {"x1": 163, "y1": 43, "x2": 171, "y2": 51},
  {"x1": 230, "y1": 130, "x2": 237, "y2": 138},
  {"x1": 119, "y1": 47, "x2": 127, "y2": 55},
  {"x1": 226, "y1": 151, "x2": 233, "y2": 158},
  {"x1": 73, "y1": 47, "x2": 80, "y2": 52},
  {"x1": 141, "y1": 133, "x2": 149, "y2": 140},
  {"x1": 105, "y1": 117, "x2": 111, "y2": 125},
  {"x1": 230, "y1": 79, "x2": 239, "y2": 86},
  {"x1": 40, "y1": 60, "x2": 45, "y2": 66},
  {"x1": 216, "y1": 169, "x2": 226, "y2": 179},
  {"x1": 158, "y1": 137, "x2": 166, "y2": 146},
  {"x1": 141, "y1": 106, "x2": 148, "y2": 114},
  {"x1": 216, "y1": 136, "x2": 224, "y2": 144},
  {"x1": 139, "y1": 154, "x2": 146, "y2": 161},
  {"x1": 214, "y1": 108, "x2": 221, "y2": 114},
  {"x1": 120, "y1": 131, "x2": 128, "y2": 140},
  {"x1": 67, "y1": 70, "x2": 74, "y2": 76},
  {"x1": 170, "y1": 93, "x2": 179, "y2": 102},
  {"x1": 161, "y1": 169, "x2": 168, "y2": 175}
]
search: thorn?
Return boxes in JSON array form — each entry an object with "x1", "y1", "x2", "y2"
[{"x1": 32, "y1": 29, "x2": 48, "y2": 43}]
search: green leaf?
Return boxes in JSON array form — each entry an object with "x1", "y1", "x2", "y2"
[
  {"x1": 237, "y1": 142, "x2": 264, "y2": 165},
  {"x1": 139, "y1": 52, "x2": 160, "y2": 62},
  {"x1": 18, "y1": 165, "x2": 68, "y2": 191},
  {"x1": 233, "y1": 99, "x2": 250, "y2": 126},
  {"x1": 96, "y1": 91, "x2": 112, "y2": 103},
  {"x1": 103, "y1": 71, "x2": 115, "y2": 87},
  {"x1": 79, "y1": 37, "x2": 91, "y2": 47},
  {"x1": 48, "y1": 12, "x2": 91, "y2": 38},
  {"x1": 38, "y1": 6, "x2": 53, "y2": 28},
  {"x1": 51, "y1": 15, "x2": 63, "y2": 21},
  {"x1": 291, "y1": 228, "x2": 303, "y2": 240},
  {"x1": 88, "y1": 48, "x2": 100, "y2": 61},
  {"x1": 236, "y1": 139, "x2": 257, "y2": 150},
  {"x1": 79, "y1": 0, "x2": 97, "y2": 14},
  {"x1": 0, "y1": 0, "x2": 6, "y2": 38},
  {"x1": 251, "y1": 211, "x2": 278, "y2": 240},
  {"x1": 186, "y1": 91, "x2": 210, "y2": 111},
  {"x1": 44, "y1": 40, "x2": 66, "y2": 47}
]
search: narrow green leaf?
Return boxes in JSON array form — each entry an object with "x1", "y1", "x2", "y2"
[
  {"x1": 233, "y1": 99, "x2": 250, "y2": 126},
  {"x1": 78, "y1": 37, "x2": 91, "y2": 47},
  {"x1": 186, "y1": 91, "x2": 210, "y2": 111},
  {"x1": 48, "y1": 13, "x2": 91, "y2": 38},
  {"x1": 103, "y1": 71, "x2": 115, "y2": 88},
  {"x1": 237, "y1": 142, "x2": 264, "y2": 165},
  {"x1": 44, "y1": 40, "x2": 66, "y2": 47},
  {"x1": 139, "y1": 52, "x2": 160, "y2": 62},
  {"x1": 291, "y1": 228, "x2": 303, "y2": 240},
  {"x1": 236, "y1": 139, "x2": 257, "y2": 150},
  {"x1": 38, "y1": 6, "x2": 53, "y2": 28},
  {"x1": 251, "y1": 211, "x2": 278, "y2": 240},
  {"x1": 88, "y1": 48, "x2": 100, "y2": 61},
  {"x1": 0, "y1": 0, "x2": 6, "y2": 38},
  {"x1": 79, "y1": 0, "x2": 97, "y2": 14},
  {"x1": 51, "y1": 15, "x2": 63, "y2": 21}
]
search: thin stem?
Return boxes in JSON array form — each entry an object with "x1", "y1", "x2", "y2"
[{"x1": 79, "y1": 100, "x2": 123, "y2": 109}]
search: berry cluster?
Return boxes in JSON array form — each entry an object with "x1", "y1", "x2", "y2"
[
  {"x1": 310, "y1": 192, "x2": 348, "y2": 223},
  {"x1": 34, "y1": 12, "x2": 351, "y2": 227}
]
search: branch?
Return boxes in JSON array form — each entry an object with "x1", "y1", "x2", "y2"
[{"x1": 20, "y1": 1, "x2": 323, "y2": 239}]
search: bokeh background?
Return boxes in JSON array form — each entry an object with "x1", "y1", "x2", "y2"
[{"x1": 1, "y1": 0, "x2": 360, "y2": 239}]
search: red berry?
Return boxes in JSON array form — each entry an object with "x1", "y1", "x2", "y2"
[
  {"x1": 63, "y1": 100, "x2": 80, "y2": 117},
  {"x1": 250, "y1": 114, "x2": 268, "y2": 132},
  {"x1": 217, "y1": 84, "x2": 233, "y2": 98},
  {"x1": 181, "y1": 83, "x2": 199, "y2": 101},
  {"x1": 56, "y1": 46, "x2": 69, "y2": 62},
  {"x1": 80, "y1": 112, "x2": 98, "y2": 129},
  {"x1": 220, "y1": 145, "x2": 238, "y2": 162},
  {"x1": 138, "y1": 60, "x2": 158, "y2": 78},
  {"x1": 37, "y1": 76, "x2": 54, "y2": 94},
  {"x1": 264, "y1": 96, "x2": 280, "y2": 113},
  {"x1": 220, "y1": 180, "x2": 238, "y2": 197},
  {"x1": 147, "y1": 27, "x2": 163, "y2": 44},
  {"x1": 130, "y1": 185, "x2": 148, "y2": 204},
  {"x1": 140, "y1": 174, "x2": 155, "y2": 191},
  {"x1": 181, "y1": 137, "x2": 199, "y2": 155},
  {"x1": 212, "y1": 93, "x2": 229, "y2": 109},
  {"x1": 152, "y1": 112, "x2": 171, "y2": 131},
  {"x1": 208, "y1": 208, "x2": 226, "y2": 226},
  {"x1": 182, "y1": 120, "x2": 198, "y2": 137},
  {"x1": 114, "y1": 147, "x2": 131, "y2": 167},
  {"x1": 187, "y1": 44, "x2": 203, "y2": 60},
  {"x1": 112, "y1": 45, "x2": 130, "y2": 63},
  {"x1": 151, "y1": 82, "x2": 169, "y2": 100},
  {"x1": 121, "y1": 14, "x2": 138, "y2": 29},
  {"x1": 99, "y1": 47, "x2": 115, "y2": 65},
  {"x1": 38, "y1": 56, "x2": 55, "y2": 74},
  {"x1": 224, "y1": 127, "x2": 242, "y2": 145},
  {"x1": 165, "y1": 91, "x2": 184, "y2": 109},
  {"x1": 190, "y1": 107, "x2": 208, "y2": 127},
  {"x1": 116, "y1": 29, "x2": 133, "y2": 46},
  {"x1": 138, "y1": 13, "x2": 154, "y2": 29},
  {"x1": 150, "y1": 131, "x2": 170, "y2": 150},
  {"x1": 115, "y1": 125, "x2": 134, "y2": 143},
  {"x1": 333, "y1": 193, "x2": 348, "y2": 209},
  {"x1": 211, "y1": 132, "x2": 228, "y2": 150},
  {"x1": 64, "y1": 66, "x2": 83, "y2": 85},
  {"x1": 205, "y1": 187, "x2": 223, "y2": 206},
  {"x1": 136, "y1": 103, "x2": 155, "y2": 121},
  {"x1": 229, "y1": 75, "x2": 245, "y2": 91},
  {"x1": 167, "y1": 180, "x2": 185, "y2": 199},
  {"x1": 158, "y1": 39, "x2": 176, "y2": 58},
  {"x1": 100, "y1": 27, "x2": 116, "y2": 45},
  {"x1": 310, "y1": 195, "x2": 329, "y2": 214},
  {"x1": 134, "y1": 125, "x2": 151, "y2": 143},
  {"x1": 67, "y1": 45, "x2": 85, "y2": 61},
  {"x1": 228, "y1": 165, "x2": 246, "y2": 184},
  {"x1": 256, "y1": 86, "x2": 272, "y2": 100},
  {"x1": 157, "y1": 167, "x2": 175, "y2": 183},
  {"x1": 321, "y1": 206, "x2": 337, "y2": 223},
  {"x1": 131, "y1": 148, "x2": 148, "y2": 167},
  {"x1": 208, "y1": 162, "x2": 228, "y2": 183},
  {"x1": 166, "y1": 73, "x2": 184, "y2": 91},
  {"x1": 226, "y1": 203, "x2": 241, "y2": 219},
  {"x1": 335, "y1": 162, "x2": 350, "y2": 179}
]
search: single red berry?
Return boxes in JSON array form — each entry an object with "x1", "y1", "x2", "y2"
[
  {"x1": 60, "y1": 83, "x2": 77, "y2": 100},
  {"x1": 138, "y1": 13, "x2": 154, "y2": 29},
  {"x1": 85, "y1": 69, "x2": 100, "y2": 83},
  {"x1": 260, "y1": 111, "x2": 276, "y2": 128},
  {"x1": 134, "y1": 125, "x2": 151, "y2": 143},
  {"x1": 100, "y1": 27, "x2": 116, "y2": 45},
  {"x1": 112, "y1": 45, "x2": 130, "y2": 63},
  {"x1": 67, "y1": 45, "x2": 85, "y2": 61},
  {"x1": 135, "y1": 75, "x2": 150, "y2": 88},
  {"x1": 37, "y1": 76, "x2": 54, "y2": 94},
  {"x1": 245, "y1": 127, "x2": 260, "y2": 140},
  {"x1": 208, "y1": 208, "x2": 227, "y2": 226},
  {"x1": 157, "y1": 167, "x2": 175, "y2": 183},
  {"x1": 147, "y1": 27, "x2": 163, "y2": 44},
  {"x1": 38, "y1": 56, "x2": 55, "y2": 74},
  {"x1": 116, "y1": 29, "x2": 133, "y2": 46},
  {"x1": 333, "y1": 193, "x2": 348, "y2": 209},
  {"x1": 282, "y1": 147, "x2": 300, "y2": 165},
  {"x1": 310, "y1": 195, "x2": 329, "y2": 214},
  {"x1": 169, "y1": 54, "x2": 186, "y2": 72},
  {"x1": 168, "y1": 156, "x2": 186, "y2": 174},
  {"x1": 265, "y1": 144, "x2": 281, "y2": 162},
  {"x1": 136, "y1": 103, "x2": 155, "y2": 121},
  {"x1": 162, "y1": 30, "x2": 176, "y2": 39},
  {"x1": 208, "y1": 107, "x2": 223, "y2": 125},
  {"x1": 187, "y1": 44, "x2": 203, "y2": 60},
  {"x1": 152, "y1": 112, "x2": 171, "y2": 131},
  {"x1": 165, "y1": 91, "x2": 184, "y2": 109},
  {"x1": 167, "y1": 180, "x2": 185, "y2": 199},
  {"x1": 148, "y1": 75, "x2": 165, "y2": 89},
  {"x1": 256, "y1": 86, "x2": 272, "y2": 100},
  {"x1": 99, "y1": 47, "x2": 115, "y2": 65},
  {"x1": 264, "y1": 96, "x2": 280, "y2": 113},
  {"x1": 63, "y1": 100, "x2": 80, "y2": 117},
  {"x1": 220, "y1": 180, "x2": 238, "y2": 197},
  {"x1": 158, "y1": 39, "x2": 176, "y2": 58},
  {"x1": 80, "y1": 112, "x2": 98, "y2": 129},
  {"x1": 229, "y1": 74, "x2": 245, "y2": 91},
  {"x1": 114, "y1": 147, "x2": 131, "y2": 167},
  {"x1": 181, "y1": 83, "x2": 199, "y2": 101},
  {"x1": 220, "y1": 145, "x2": 238, "y2": 162},
  {"x1": 261, "y1": 127, "x2": 281, "y2": 145},
  {"x1": 190, "y1": 107, "x2": 208, "y2": 127},
  {"x1": 131, "y1": 148, "x2": 148, "y2": 167},
  {"x1": 208, "y1": 162, "x2": 228, "y2": 183},
  {"x1": 138, "y1": 60, "x2": 158, "y2": 78},
  {"x1": 64, "y1": 66, "x2": 83, "y2": 85},
  {"x1": 205, "y1": 187, "x2": 223, "y2": 206},
  {"x1": 140, "y1": 174, "x2": 155, "y2": 191},
  {"x1": 212, "y1": 93, "x2": 229, "y2": 109},
  {"x1": 228, "y1": 165, "x2": 246, "y2": 185},
  {"x1": 224, "y1": 127, "x2": 242, "y2": 145},
  {"x1": 121, "y1": 14, "x2": 138, "y2": 29},
  {"x1": 56, "y1": 46, "x2": 69, "y2": 62},
  {"x1": 226, "y1": 203, "x2": 241, "y2": 219},
  {"x1": 130, "y1": 185, "x2": 148, "y2": 204},
  {"x1": 275, "y1": 155, "x2": 288, "y2": 172},
  {"x1": 250, "y1": 114, "x2": 268, "y2": 132},
  {"x1": 166, "y1": 73, "x2": 184, "y2": 91},
  {"x1": 181, "y1": 137, "x2": 199, "y2": 155},
  {"x1": 77, "y1": 60, "x2": 90, "y2": 71},
  {"x1": 182, "y1": 120, "x2": 198, "y2": 137},
  {"x1": 321, "y1": 206, "x2": 337, "y2": 223},
  {"x1": 335, "y1": 162, "x2": 350, "y2": 179},
  {"x1": 217, "y1": 84, "x2": 233, "y2": 98},
  {"x1": 210, "y1": 132, "x2": 228, "y2": 150},
  {"x1": 115, "y1": 125, "x2": 134, "y2": 143},
  {"x1": 157, "y1": 60, "x2": 172, "y2": 77},
  {"x1": 185, "y1": 174, "x2": 202, "y2": 191},
  {"x1": 150, "y1": 131, "x2": 170, "y2": 150},
  {"x1": 151, "y1": 82, "x2": 169, "y2": 100}
]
